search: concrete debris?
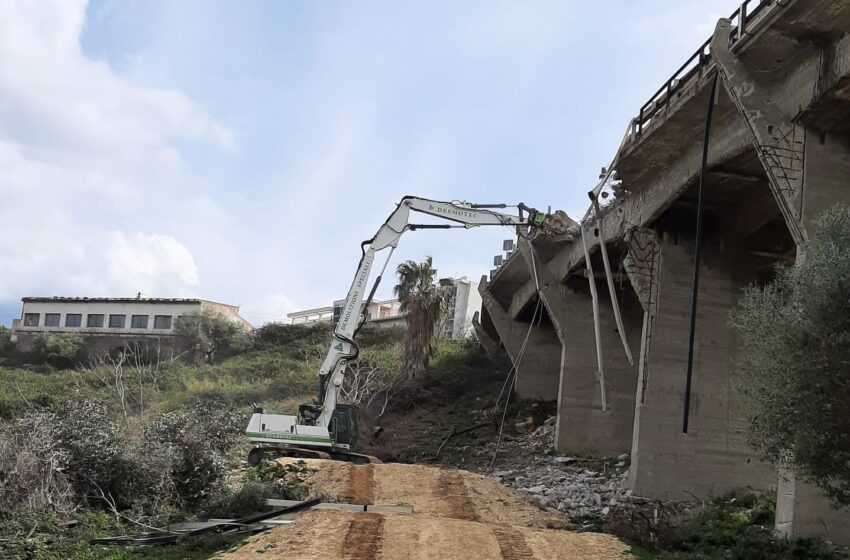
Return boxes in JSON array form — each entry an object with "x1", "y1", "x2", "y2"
[{"x1": 474, "y1": 416, "x2": 645, "y2": 526}]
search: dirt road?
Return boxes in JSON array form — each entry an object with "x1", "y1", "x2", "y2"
[{"x1": 222, "y1": 459, "x2": 632, "y2": 559}]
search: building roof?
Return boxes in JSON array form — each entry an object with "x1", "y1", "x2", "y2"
[
  {"x1": 287, "y1": 305, "x2": 334, "y2": 318},
  {"x1": 21, "y1": 297, "x2": 232, "y2": 308}
]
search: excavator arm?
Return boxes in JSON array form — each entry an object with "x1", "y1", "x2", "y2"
[
  {"x1": 246, "y1": 196, "x2": 572, "y2": 459},
  {"x1": 312, "y1": 197, "x2": 568, "y2": 427}
]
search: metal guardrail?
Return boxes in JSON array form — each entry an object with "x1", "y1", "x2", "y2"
[{"x1": 630, "y1": 0, "x2": 780, "y2": 141}]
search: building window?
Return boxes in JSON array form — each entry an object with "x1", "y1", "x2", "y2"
[
  {"x1": 109, "y1": 314, "x2": 126, "y2": 328},
  {"x1": 65, "y1": 314, "x2": 82, "y2": 327},
  {"x1": 131, "y1": 315, "x2": 149, "y2": 329},
  {"x1": 154, "y1": 315, "x2": 172, "y2": 330},
  {"x1": 332, "y1": 306, "x2": 342, "y2": 327},
  {"x1": 45, "y1": 313, "x2": 60, "y2": 327},
  {"x1": 23, "y1": 313, "x2": 39, "y2": 327},
  {"x1": 87, "y1": 314, "x2": 104, "y2": 328}
]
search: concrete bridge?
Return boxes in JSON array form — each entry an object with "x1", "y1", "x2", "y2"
[{"x1": 476, "y1": 0, "x2": 850, "y2": 544}]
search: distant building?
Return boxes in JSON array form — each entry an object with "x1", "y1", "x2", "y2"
[
  {"x1": 443, "y1": 277, "x2": 482, "y2": 340},
  {"x1": 10, "y1": 297, "x2": 252, "y2": 354},
  {"x1": 286, "y1": 277, "x2": 481, "y2": 340}
]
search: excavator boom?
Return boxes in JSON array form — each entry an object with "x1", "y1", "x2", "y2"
[{"x1": 245, "y1": 196, "x2": 572, "y2": 464}]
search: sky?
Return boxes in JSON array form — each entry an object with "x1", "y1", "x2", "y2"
[{"x1": 0, "y1": 0, "x2": 734, "y2": 327}]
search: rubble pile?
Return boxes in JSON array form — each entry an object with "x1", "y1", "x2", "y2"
[{"x1": 474, "y1": 417, "x2": 646, "y2": 525}]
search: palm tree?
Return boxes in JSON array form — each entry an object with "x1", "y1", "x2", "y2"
[{"x1": 394, "y1": 257, "x2": 453, "y2": 379}]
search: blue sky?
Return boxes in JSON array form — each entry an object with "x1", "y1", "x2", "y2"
[{"x1": 0, "y1": 0, "x2": 733, "y2": 326}]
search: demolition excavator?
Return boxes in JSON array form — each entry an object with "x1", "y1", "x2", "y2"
[{"x1": 246, "y1": 196, "x2": 572, "y2": 465}]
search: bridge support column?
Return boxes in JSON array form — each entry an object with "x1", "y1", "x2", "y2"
[
  {"x1": 471, "y1": 310, "x2": 506, "y2": 365},
  {"x1": 627, "y1": 234, "x2": 775, "y2": 499},
  {"x1": 622, "y1": 227, "x2": 661, "y2": 487},
  {"x1": 712, "y1": 19, "x2": 850, "y2": 543},
  {"x1": 517, "y1": 240, "x2": 639, "y2": 456},
  {"x1": 478, "y1": 279, "x2": 560, "y2": 400}
]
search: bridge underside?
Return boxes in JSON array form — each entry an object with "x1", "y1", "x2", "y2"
[{"x1": 480, "y1": 0, "x2": 850, "y2": 545}]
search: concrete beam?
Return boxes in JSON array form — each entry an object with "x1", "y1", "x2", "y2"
[
  {"x1": 545, "y1": 114, "x2": 754, "y2": 285},
  {"x1": 718, "y1": 185, "x2": 782, "y2": 241},
  {"x1": 478, "y1": 278, "x2": 560, "y2": 399},
  {"x1": 508, "y1": 275, "x2": 538, "y2": 320},
  {"x1": 711, "y1": 18, "x2": 807, "y2": 247},
  {"x1": 515, "y1": 240, "x2": 571, "y2": 344}
]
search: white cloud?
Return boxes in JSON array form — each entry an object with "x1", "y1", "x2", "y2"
[
  {"x1": 105, "y1": 232, "x2": 199, "y2": 297},
  {"x1": 0, "y1": 0, "x2": 231, "y2": 308}
]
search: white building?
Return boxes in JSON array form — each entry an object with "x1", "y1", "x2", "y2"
[
  {"x1": 10, "y1": 296, "x2": 251, "y2": 353},
  {"x1": 443, "y1": 277, "x2": 482, "y2": 340},
  {"x1": 286, "y1": 277, "x2": 481, "y2": 340}
]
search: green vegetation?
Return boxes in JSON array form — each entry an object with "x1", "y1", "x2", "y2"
[
  {"x1": 176, "y1": 309, "x2": 251, "y2": 363},
  {"x1": 732, "y1": 205, "x2": 850, "y2": 507},
  {"x1": 0, "y1": 322, "x2": 350, "y2": 559},
  {"x1": 30, "y1": 333, "x2": 88, "y2": 369},
  {"x1": 624, "y1": 495, "x2": 848, "y2": 560},
  {"x1": 0, "y1": 511, "x2": 247, "y2": 560},
  {"x1": 0, "y1": 323, "x2": 334, "y2": 422}
]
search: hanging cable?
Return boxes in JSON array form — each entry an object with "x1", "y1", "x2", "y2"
[{"x1": 683, "y1": 72, "x2": 719, "y2": 434}]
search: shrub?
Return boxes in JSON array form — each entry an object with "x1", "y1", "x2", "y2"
[
  {"x1": 252, "y1": 322, "x2": 329, "y2": 348},
  {"x1": 144, "y1": 402, "x2": 244, "y2": 506},
  {"x1": 30, "y1": 333, "x2": 87, "y2": 368},
  {"x1": 0, "y1": 326, "x2": 16, "y2": 362},
  {"x1": 0, "y1": 398, "x2": 244, "y2": 518},
  {"x1": 176, "y1": 310, "x2": 250, "y2": 363},
  {"x1": 657, "y1": 495, "x2": 847, "y2": 560},
  {"x1": 0, "y1": 411, "x2": 76, "y2": 515}
]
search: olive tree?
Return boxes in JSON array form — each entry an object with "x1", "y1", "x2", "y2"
[
  {"x1": 732, "y1": 205, "x2": 850, "y2": 506},
  {"x1": 175, "y1": 309, "x2": 249, "y2": 363}
]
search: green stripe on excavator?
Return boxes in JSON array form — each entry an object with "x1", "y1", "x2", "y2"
[{"x1": 246, "y1": 432, "x2": 333, "y2": 444}]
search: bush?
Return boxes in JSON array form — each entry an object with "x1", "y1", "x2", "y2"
[
  {"x1": 0, "y1": 326, "x2": 16, "y2": 361},
  {"x1": 0, "y1": 398, "x2": 244, "y2": 518},
  {"x1": 615, "y1": 494, "x2": 848, "y2": 560},
  {"x1": 144, "y1": 402, "x2": 244, "y2": 506},
  {"x1": 176, "y1": 310, "x2": 250, "y2": 364},
  {"x1": 30, "y1": 333, "x2": 87, "y2": 368},
  {"x1": 655, "y1": 495, "x2": 847, "y2": 560},
  {"x1": 252, "y1": 322, "x2": 329, "y2": 348}
]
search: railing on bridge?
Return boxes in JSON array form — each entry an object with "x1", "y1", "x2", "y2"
[{"x1": 630, "y1": 0, "x2": 781, "y2": 141}]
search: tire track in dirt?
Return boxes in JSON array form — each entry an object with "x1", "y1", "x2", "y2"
[
  {"x1": 492, "y1": 525, "x2": 535, "y2": 559},
  {"x1": 341, "y1": 513, "x2": 385, "y2": 560},
  {"x1": 348, "y1": 464, "x2": 375, "y2": 504},
  {"x1": 436, "y1": 470, "x2": 478, "y2": 521}
]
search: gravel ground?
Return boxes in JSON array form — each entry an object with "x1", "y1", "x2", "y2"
[{"x1": 467, "y1": 417, "x2": 651, "y2": 528}]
